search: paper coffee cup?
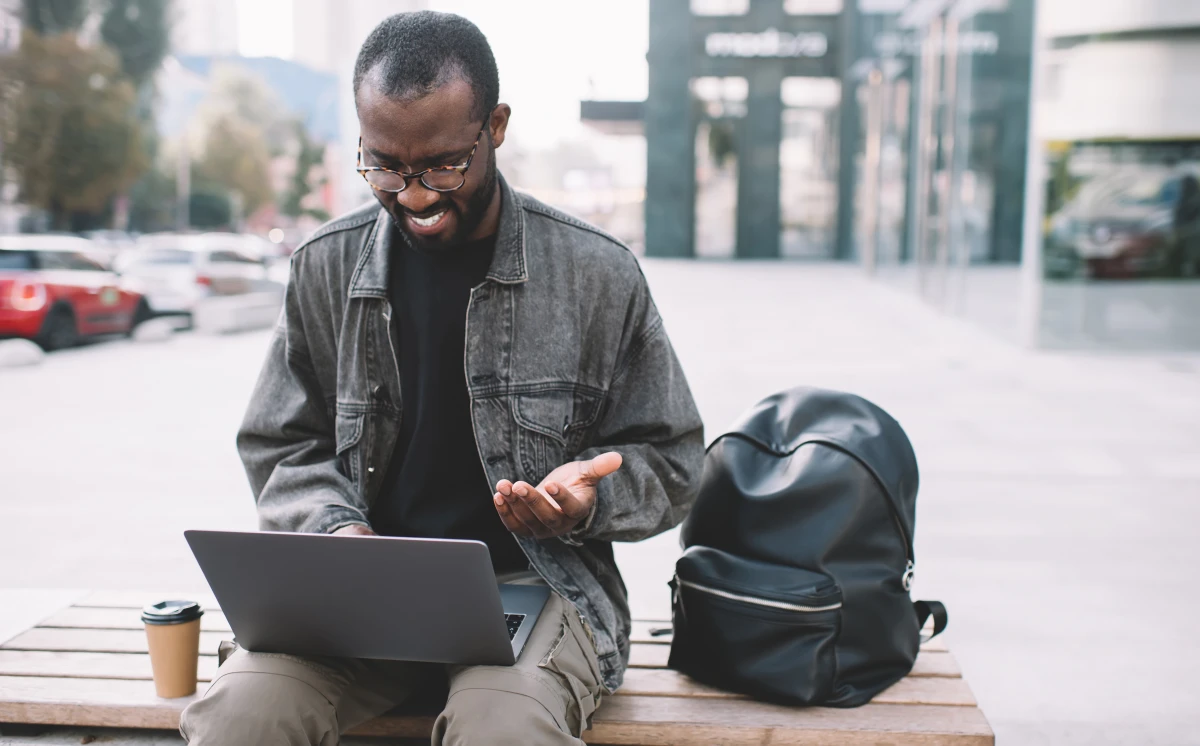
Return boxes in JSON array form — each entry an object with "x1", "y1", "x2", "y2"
[{"x1": 142, "y1": 600, "x2": 204, "y2": 698}]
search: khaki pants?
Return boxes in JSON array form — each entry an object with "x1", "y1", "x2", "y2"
[{"x1": 179, "y1": 576, "x2": 604, "y2": 745}]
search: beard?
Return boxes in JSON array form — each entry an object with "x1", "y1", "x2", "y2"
[{"x1": 386, "y1": 146, "x2": 498, "y2": 254}]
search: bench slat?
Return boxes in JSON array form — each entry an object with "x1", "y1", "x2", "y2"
[
  {"x1": 40, "y1": 607, "x2": 232, "y2": 634},
  {"x1": 39, "y1": 607, "x2": 950, "y2": 654},
  {"x1": 0, "y1": 627, "x2": 959, "y2": 680},
  {"x1": 0, "y1": 651, "x2": 971, "y2": 708},
  {"x1": 0, "y1": 676, "x2": 991, "y2": 745},
  {"x1": 0, "y1": 651, "x2": 220, "y2": 682},
  {"x1": 616, "y1": 668, "x2": 976, "y2": 706},
  {"x1": 0, "y1": 629, "x2": 667, "y2": 667},
  {"x1": 75, "y1": 592, "x2": 220, "y2": 611},
  {"x1": 65, "y1": 603, "x2": 678, "y2": 646},
  {"x1": 580, "y1": 695, "x2": 993, "y2": 746},
  {"x1": 1, "y1": 629, "x2": 227, "y2": 656}
]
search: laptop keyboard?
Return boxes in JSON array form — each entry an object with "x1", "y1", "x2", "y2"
[{"x1": 504, "y1": 613, "x2": 526, "y2": 641}]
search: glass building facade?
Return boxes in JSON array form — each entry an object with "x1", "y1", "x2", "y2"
[{"x1": 582, "y1": 0, "x2": 1200, "y2": 349}]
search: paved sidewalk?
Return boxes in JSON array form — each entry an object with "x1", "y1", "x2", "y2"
[{"x1": 2, "y1": 261, "x2": 1198, "y2": 745}]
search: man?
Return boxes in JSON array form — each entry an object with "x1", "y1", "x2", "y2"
[{"x1": 179, "y1": 11, "x2": 704, "y2": 746}]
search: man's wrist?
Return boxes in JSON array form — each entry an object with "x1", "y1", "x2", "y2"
[{"x1": 559, "y1": 498, "x2": 599, "y2": 546}]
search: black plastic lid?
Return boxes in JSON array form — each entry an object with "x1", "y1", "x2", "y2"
[{"x1": 141, "y1": 600, "x2": 204, "y2": 625}]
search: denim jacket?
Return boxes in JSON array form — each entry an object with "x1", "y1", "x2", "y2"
[{"x1": 236, "y1": 175, "x2": 705, "y2": 692}]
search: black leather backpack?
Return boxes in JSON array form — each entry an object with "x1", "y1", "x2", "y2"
[{"x1": 668, "y1": 387, "x2": 947, "y2": 707}]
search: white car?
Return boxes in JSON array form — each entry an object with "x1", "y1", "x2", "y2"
[{"x1": 118, "y1": 234, "x2": 283, "y2": 317}]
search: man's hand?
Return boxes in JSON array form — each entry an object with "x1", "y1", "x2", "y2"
[
  {"x1": 493, "y1": 452, "x2": 623, "y2": 540},
  {"x1": 332, "y1": 524, "x2": 377, "y2": 537}
]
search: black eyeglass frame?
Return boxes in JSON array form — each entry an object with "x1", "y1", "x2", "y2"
[{"x1": 356, "y1": 118, "x2": 491, "y2": 194}]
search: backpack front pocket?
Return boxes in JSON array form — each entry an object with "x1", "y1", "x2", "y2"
[{"x1": 668, "y1": 546, "x2": 842, "y2": 705}]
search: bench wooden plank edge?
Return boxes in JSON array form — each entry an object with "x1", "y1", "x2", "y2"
[
  {"x1": 0, "y1": 680, "x2": 992, "y2": 745},
  {"x1": 0, "y1": 652, "x2": 975, "y2": 707},
  {"x1": 59, "y1": 604, "x2": 951, "y2": 652}
]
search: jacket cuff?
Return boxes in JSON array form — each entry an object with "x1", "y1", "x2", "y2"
[{"x1": 307, "y1": 507, "x2": 371, "y2": 535}]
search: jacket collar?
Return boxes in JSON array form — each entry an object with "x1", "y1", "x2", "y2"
[{"x1": 349, "y1": 173, "x2": 528, "y2": 298}]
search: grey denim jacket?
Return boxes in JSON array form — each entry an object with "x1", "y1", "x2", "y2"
[{"x1": 236, "y1": 175, "x2": 705, "y2": 692}]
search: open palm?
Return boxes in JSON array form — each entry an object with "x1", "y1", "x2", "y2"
[{"x1": 493, "y1": 452, "x2": 623, "y2": 539}]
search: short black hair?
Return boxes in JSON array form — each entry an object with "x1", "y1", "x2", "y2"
[{"x1": 353, "y1": 11, "x2": 499, "y2": 122}]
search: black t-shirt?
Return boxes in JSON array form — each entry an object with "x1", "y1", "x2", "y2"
[{"x1": 370, "y1": 230, "x2": 528, "y2": 575}]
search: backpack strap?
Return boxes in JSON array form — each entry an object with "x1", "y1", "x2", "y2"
[{"x1": 913, "y1": 600, "x2": 948, "y2": 643}]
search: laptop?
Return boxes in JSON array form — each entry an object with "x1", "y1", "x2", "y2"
[{"x1": 184, "y1": 530, "x2": 550, "y2": 666}]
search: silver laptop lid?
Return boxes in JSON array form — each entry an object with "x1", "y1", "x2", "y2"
[{"x1": 185, "y1": 530, "x2": 516, "y2": 665}]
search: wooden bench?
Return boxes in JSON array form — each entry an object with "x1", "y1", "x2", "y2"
[{"x1": 0, "y1": 592, "x2": 993, "y2": 744}]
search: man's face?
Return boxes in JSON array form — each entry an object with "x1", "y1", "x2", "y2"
[{"x1": 356, "y1": 76, "x2": 509, "y2": 253}]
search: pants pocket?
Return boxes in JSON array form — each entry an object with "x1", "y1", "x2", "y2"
[{"x1": 538, "y1": 610, "x2": 604, "y2": 735}]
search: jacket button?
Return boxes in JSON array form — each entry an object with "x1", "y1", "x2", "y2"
[{"x1": 372, "y1": 385, "x2": 387, "y2": 403}]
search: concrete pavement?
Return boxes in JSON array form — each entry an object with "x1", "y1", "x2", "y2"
[{"x1": 2, "y1": 261, "x2": 1198, "y2": 744}]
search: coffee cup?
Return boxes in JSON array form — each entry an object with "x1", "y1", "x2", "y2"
[{"x1": 142, "y1": 600, "x2": 204, "y2": 698}]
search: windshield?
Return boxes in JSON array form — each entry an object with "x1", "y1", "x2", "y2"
[
  {"x1": 0, "y1": 251, "x2": 35, "y2": 271},
  {"x1": 1076, "y1": 171, "x2": 1180, "y2": 209},
  {"x1": 127, "y1": 249, "x2": 194, "y2": 266}
]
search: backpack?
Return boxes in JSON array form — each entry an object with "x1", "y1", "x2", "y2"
[{"x1": 667, "y1": 387, "x2": 948, "y2": 707}]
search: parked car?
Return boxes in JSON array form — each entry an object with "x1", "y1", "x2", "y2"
[
  {"x1": 79, "y1": 230, "x2": 138, "y2": 270},
  {"x1": 117, "y1": 233, "x2": 283, "y2": 319},
  {"x1": 0, "y1": 235, "x2": 150, "y2": 350},
  {"x1": 1047, "y1": 167, "x2": 1200, "y2": 279}
]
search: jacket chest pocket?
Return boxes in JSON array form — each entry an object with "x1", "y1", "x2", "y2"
[
  {"x1": 335, "y1": 412, "x2": 366, "y2": 490},
  {"x1": 512, "y1": 390, "x2": 604, "y2": 483}
]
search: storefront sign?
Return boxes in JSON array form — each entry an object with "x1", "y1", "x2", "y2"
[{"x1": 705, "y1": 28, "x2": 828, "y2": 59}]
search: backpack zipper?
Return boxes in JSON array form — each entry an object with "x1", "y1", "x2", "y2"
[{"x1": 674, "y1": 577, "x2": 843, "y2": 613}]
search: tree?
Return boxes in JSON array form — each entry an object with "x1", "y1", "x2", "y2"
[
  {"x1": 21, "y1": 0, "x2": 86, "y2": 35},
  {"x1": 203, "y1": 63, "x2": 291, "y2": 154},
  {"x1": 193, "y1": 113, "x2": 273, "y2": 219},
  {"x1": 126, "y1": 162, "x2": 175, "y2": 232},
  {"x1": 187, "y1": 64, "x2": 282, "y2": 222},
  {"x1": 0, "y1": 30, "x2": 148, "y2": 230},
  {"x1": 100, "y1": 0, "x2": 174, "y2": 231},
  {"x1": 280, "y1": 118, "x2": 330, "y2": 222},
  {"x1": 188, "y1": 185, "x2": 233, "y2": 229},
  {"x1": 99, "y1": 0, "x2": 173, "y2": 88}
]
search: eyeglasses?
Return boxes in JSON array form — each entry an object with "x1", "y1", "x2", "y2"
[{"x1": 356, "y1": 119, "x2": 489, "y2": 194}]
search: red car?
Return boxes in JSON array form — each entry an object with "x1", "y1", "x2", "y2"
[{"x1": 0, "y1": 235, "x2": 150, "y2": 350}]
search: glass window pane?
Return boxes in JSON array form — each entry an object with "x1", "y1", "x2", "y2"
[
  {"x1": 785, "y1": 0, "x2": 843, "y2": 14},
  {"x1": 780, "y1": 77, "x2": 842, "y2": 259},
  {"x1": 691, "y1": 0, "x2": 749, "y2": 16},
  {"x1": 37, "y1": 252, "x2": 72, "y2": 270},
  {"x1": 0, "y1": 251, "x2": 34, "y2": 270},
  {"x1": 65, "y1": 253, "x2": 106, "y2": 271},
  {"x1": 130, "y1": 250, "x2": 193, "y2": 266}
]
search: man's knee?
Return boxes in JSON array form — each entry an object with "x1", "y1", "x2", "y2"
[
  {"x1": 435, "y1": 686, "x2": 578, "y2": 746},
  {"x1": 180, "y1": 652, "x2": 343, "y2": 746}
]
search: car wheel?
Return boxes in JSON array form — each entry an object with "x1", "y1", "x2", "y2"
[
  {"x1": 128, "y1": 299, "x2": 153, "y2": 335},
  {"x1": 36, "y1": 305, "x2": 79, "y2": 351}
]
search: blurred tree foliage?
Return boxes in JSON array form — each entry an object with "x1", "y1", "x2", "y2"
[
  {"x1": 188, "y1": 185, "x2": 233, "y2": 229},
  {"x1": 20, "y1": 0, "x2": 86, "y2": 34},
  {"x1": 100, "y1": 0, "x2": 174, "y2": 232},
  {"x1": 8, "y1": 0, "x2": 172, "y2": 230},
  {"x1": 194, "y1": 113, "x2": 273, "y2": 218},
  {"x1": 280, "y1": 118, "x2": 330, "y2": 222},
  {"x1": 126, "y1": 161, "x2": 175, "y2": 231},
  {"x1": 190, "y1": 64, "x2": 283, "y2": 220},
  {"x1": 100, "y1": 0, "x2": 172, "y2": 88},
  {"x1": 0, "y1": 30, "x2": 147, "y2": 230}
]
